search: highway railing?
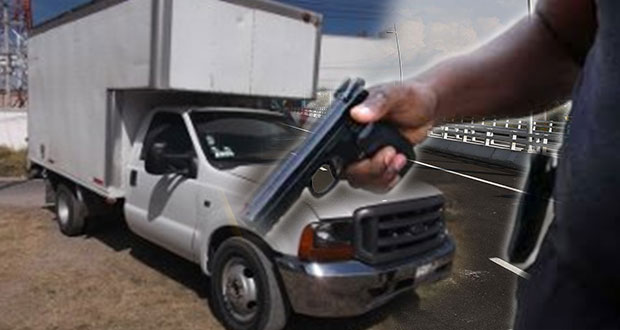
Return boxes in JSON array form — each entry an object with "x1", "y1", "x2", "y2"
[
  {"x1": 292, "y1": 107, "x2": 328, "y2": 119},
  {"x1": 290, "y1": 108, "x2": 566, "y2": 157},
  {"x1": 429, "y1": 118, "x2": 566, "y2": 156}
]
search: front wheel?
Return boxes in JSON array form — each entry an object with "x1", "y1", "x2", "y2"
[{"x1": 210, "y1": 237, "x2": 289, "y2": 330}]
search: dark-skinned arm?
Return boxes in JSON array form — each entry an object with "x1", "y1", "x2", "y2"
[{"x1": 345, "y1": 0, "x2": 597, "y2": 192}]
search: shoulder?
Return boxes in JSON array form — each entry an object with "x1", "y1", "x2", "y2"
[{"x1": 536, "y1": 0, "x2": 597, "y2": 65}]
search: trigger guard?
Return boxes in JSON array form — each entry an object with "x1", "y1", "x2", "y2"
[{"x1": 308, "y1": 160, "x2": 340, "y2": 198}]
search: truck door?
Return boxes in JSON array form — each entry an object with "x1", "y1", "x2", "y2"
[{"x1": 125, "y1": 112, "x2": 199, "y2": 261}]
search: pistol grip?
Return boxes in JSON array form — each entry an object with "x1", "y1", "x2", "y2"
[{"x1": 357, "y1": 122, "x2": 415, "y2": 177}]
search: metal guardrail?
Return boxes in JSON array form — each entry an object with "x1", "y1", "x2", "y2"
[
  {"x1": 429, "y1": 118, "x2": 566, "y2": 156},
  {"x1": 292, "y1": 108, "x2": 566, "y2": 157},
  {"x1": 291, "y1": 107, "x2": 328, "y2": 119}
]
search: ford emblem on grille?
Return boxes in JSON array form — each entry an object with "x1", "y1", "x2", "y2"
[
  {"x1": 409, "y1": 224, "x2": 426, "y2": 235},
  {"x1": 354, "y1": 196, "x2": 446, "y2": 265}
]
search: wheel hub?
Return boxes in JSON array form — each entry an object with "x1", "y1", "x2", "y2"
[{"x1": 221, "y1": 258, "x2": 258, "y2": 322}]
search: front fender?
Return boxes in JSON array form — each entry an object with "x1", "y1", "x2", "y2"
[{"x1": 195, "y1": 186, "x2": 318, "y2": 275}]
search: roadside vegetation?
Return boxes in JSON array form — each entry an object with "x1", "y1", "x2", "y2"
[{"x1": 0, "y1": 146, "x2": 27, "y2": 177}]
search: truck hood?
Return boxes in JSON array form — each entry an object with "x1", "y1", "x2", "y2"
[
  {"x1": 225, "y1": 164, "x2": 441, "y2": 220},
  {"x1": 299, "y1": 174, "x2": 441, "y2": 219},
  {"x1": 227, "y1": 164, "x2": 276, "y2": 184}
]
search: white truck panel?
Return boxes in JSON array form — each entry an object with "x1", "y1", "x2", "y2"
[
  {"x1": 28, "y1": 0, "x2": 321, "y2": 198},
  {"x1": 251, "y1": 9, "x2": 319, "y2": 97},
  {"x1": 167, "y1": 0, "x2": 320, "y2": 98},
  {"x1": 168, "y1": 0, "x2": 254, "y2": 94},
  {"x1": 28, "y1": 0, "x2": 154, "y2": 197}
]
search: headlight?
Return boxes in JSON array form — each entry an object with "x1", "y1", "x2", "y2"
[{"x1": 298, "y1": 218, "x2": 354, "y2": 262}]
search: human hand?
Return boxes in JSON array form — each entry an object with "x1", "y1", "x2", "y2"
[{"x1": 344, "y1": 81, "x2": 438, "y2": 193}]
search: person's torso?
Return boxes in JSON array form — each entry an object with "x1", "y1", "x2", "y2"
[{"x1": 552, "y1": 0, "x2": 620, "y2": 287}]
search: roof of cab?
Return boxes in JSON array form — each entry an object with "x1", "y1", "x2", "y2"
[{"x1": 151, "y1": 106, "x2": 285, "y2": 118}]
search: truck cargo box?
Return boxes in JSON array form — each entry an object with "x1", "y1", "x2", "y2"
[{"x1": 28, "y1": 0, "x2": 322, "y2": 198}]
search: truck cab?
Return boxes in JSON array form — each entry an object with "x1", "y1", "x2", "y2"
[{"x1": 111, "y1": 107, "x2": 454, "y2": 329}]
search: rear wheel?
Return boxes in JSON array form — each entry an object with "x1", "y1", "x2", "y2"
[
  {"x1": 210, "y1": 237, "x2": 289, "y2": 330},
  {"x1": 55, "y1": 184, "x2": 87, "y2": 236}
]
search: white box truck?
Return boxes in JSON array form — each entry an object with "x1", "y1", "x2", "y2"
[{"x1": 28, "y1": 1, "x2": 454, "y2": 329}]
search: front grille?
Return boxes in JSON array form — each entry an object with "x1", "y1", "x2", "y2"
[{"x1": 354, "y1": 196, "x2": 446, "y2": 265}]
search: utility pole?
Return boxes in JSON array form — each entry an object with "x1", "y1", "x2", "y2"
[
  {"x1": 3, "y1": 2, "x2": 9, "y2": 108},
  {"x1": 527, "y1": 0, "x2": 535, "y2": 151},
  {"x1": 387, "y1": 24, "x2": 403, "y2": 83}
]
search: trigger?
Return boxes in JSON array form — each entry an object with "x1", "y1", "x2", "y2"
[{"x1": 330, "y1": 156, "x2": 344, "y2": 177}]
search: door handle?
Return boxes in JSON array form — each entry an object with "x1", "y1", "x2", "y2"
[{"x1": 129, "y1": 170, "x2": 138, "y2": 187}]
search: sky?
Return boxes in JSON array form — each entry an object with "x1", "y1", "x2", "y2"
[
  {"x1": 278, "y1": 0, "x2": 393, "y2": 36},
  {"x1": 33, "y1": 0, "x2": 527, "y2": 38},
  {"x1": 314, "y1": 0, "x2": 529, "y2": 88},
  {"x1": 32, "y1": 0, "x2": 87, "y2": 25},
  {"x1": 387, "y1": 0, "x2": 528, "y2": 70}
]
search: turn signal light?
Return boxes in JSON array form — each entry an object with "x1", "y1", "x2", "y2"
[{"x1": 298, "y1": 220, "x2": 354, "y2": 262}]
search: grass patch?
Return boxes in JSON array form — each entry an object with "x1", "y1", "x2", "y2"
[{"x1": 0, "y1": 146, "x2": 27, "y2": 177}]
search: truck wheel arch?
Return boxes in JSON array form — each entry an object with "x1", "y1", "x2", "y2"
[
  {"x1": 46, "y1": 171, "x2": 68, "y2": 192},
  {"x1": 46, "y1": 172, "x2": 85, "y2": 207},
  {"x1": 206, "y1": 226, "x2": 277, "y2": 274},
  {"x1": 45, "y1": 170, "x2": 121, "y2": 220}
]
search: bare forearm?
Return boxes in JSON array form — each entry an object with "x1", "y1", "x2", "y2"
[{"x1": 419, "y1": 14, "x2": 580, "y2": 122}]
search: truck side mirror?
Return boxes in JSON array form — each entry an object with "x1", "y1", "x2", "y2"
[
  {"x1": 145, "y1": 142, "x2": 198, "y2": 179},
  {"x1": 145, "y1": 142, "x2": 168, "y2": 175}
]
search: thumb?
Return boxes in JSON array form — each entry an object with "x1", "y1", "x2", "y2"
[{"x1": 350, "y1": 88, "x2": 392, "y2": 123}]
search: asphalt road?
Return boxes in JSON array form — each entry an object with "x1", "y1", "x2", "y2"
[
  {"x1": 405, "y1": 150, "x2": 524, "y2": 330},
  {"x1": 0, "y1": 178, "x2": 45, "y2": 208},
  {"x1": 0, "y1": 150, "x2": 525, "y2": 330}
]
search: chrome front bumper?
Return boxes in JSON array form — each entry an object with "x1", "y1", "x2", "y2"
[{"x1": 275, "y1": 238, "x2": 455, "y2": 318}]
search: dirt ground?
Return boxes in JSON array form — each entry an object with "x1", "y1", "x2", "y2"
[
  {"x1": 0, "y1": 203, "x2": 419, "y2": 330},
  {"x1": 0, "y1": 205, "x2": 220, "y2": 330}
]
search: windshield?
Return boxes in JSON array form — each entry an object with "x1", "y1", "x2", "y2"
[{"x1": 191, "y1": 112, "x2": 307, "y2": 169}]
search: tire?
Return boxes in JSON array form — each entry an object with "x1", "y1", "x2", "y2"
[
  {"x1": 54, "y1": 184, "x2": 87, "y2": 236},
  {"x1": 210, "y1": 237, "x2": 289, "y2": 330}
]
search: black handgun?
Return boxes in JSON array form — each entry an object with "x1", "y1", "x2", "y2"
[{"x1": 243, "y1": 78, "x2": 416, "y2": 233}]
